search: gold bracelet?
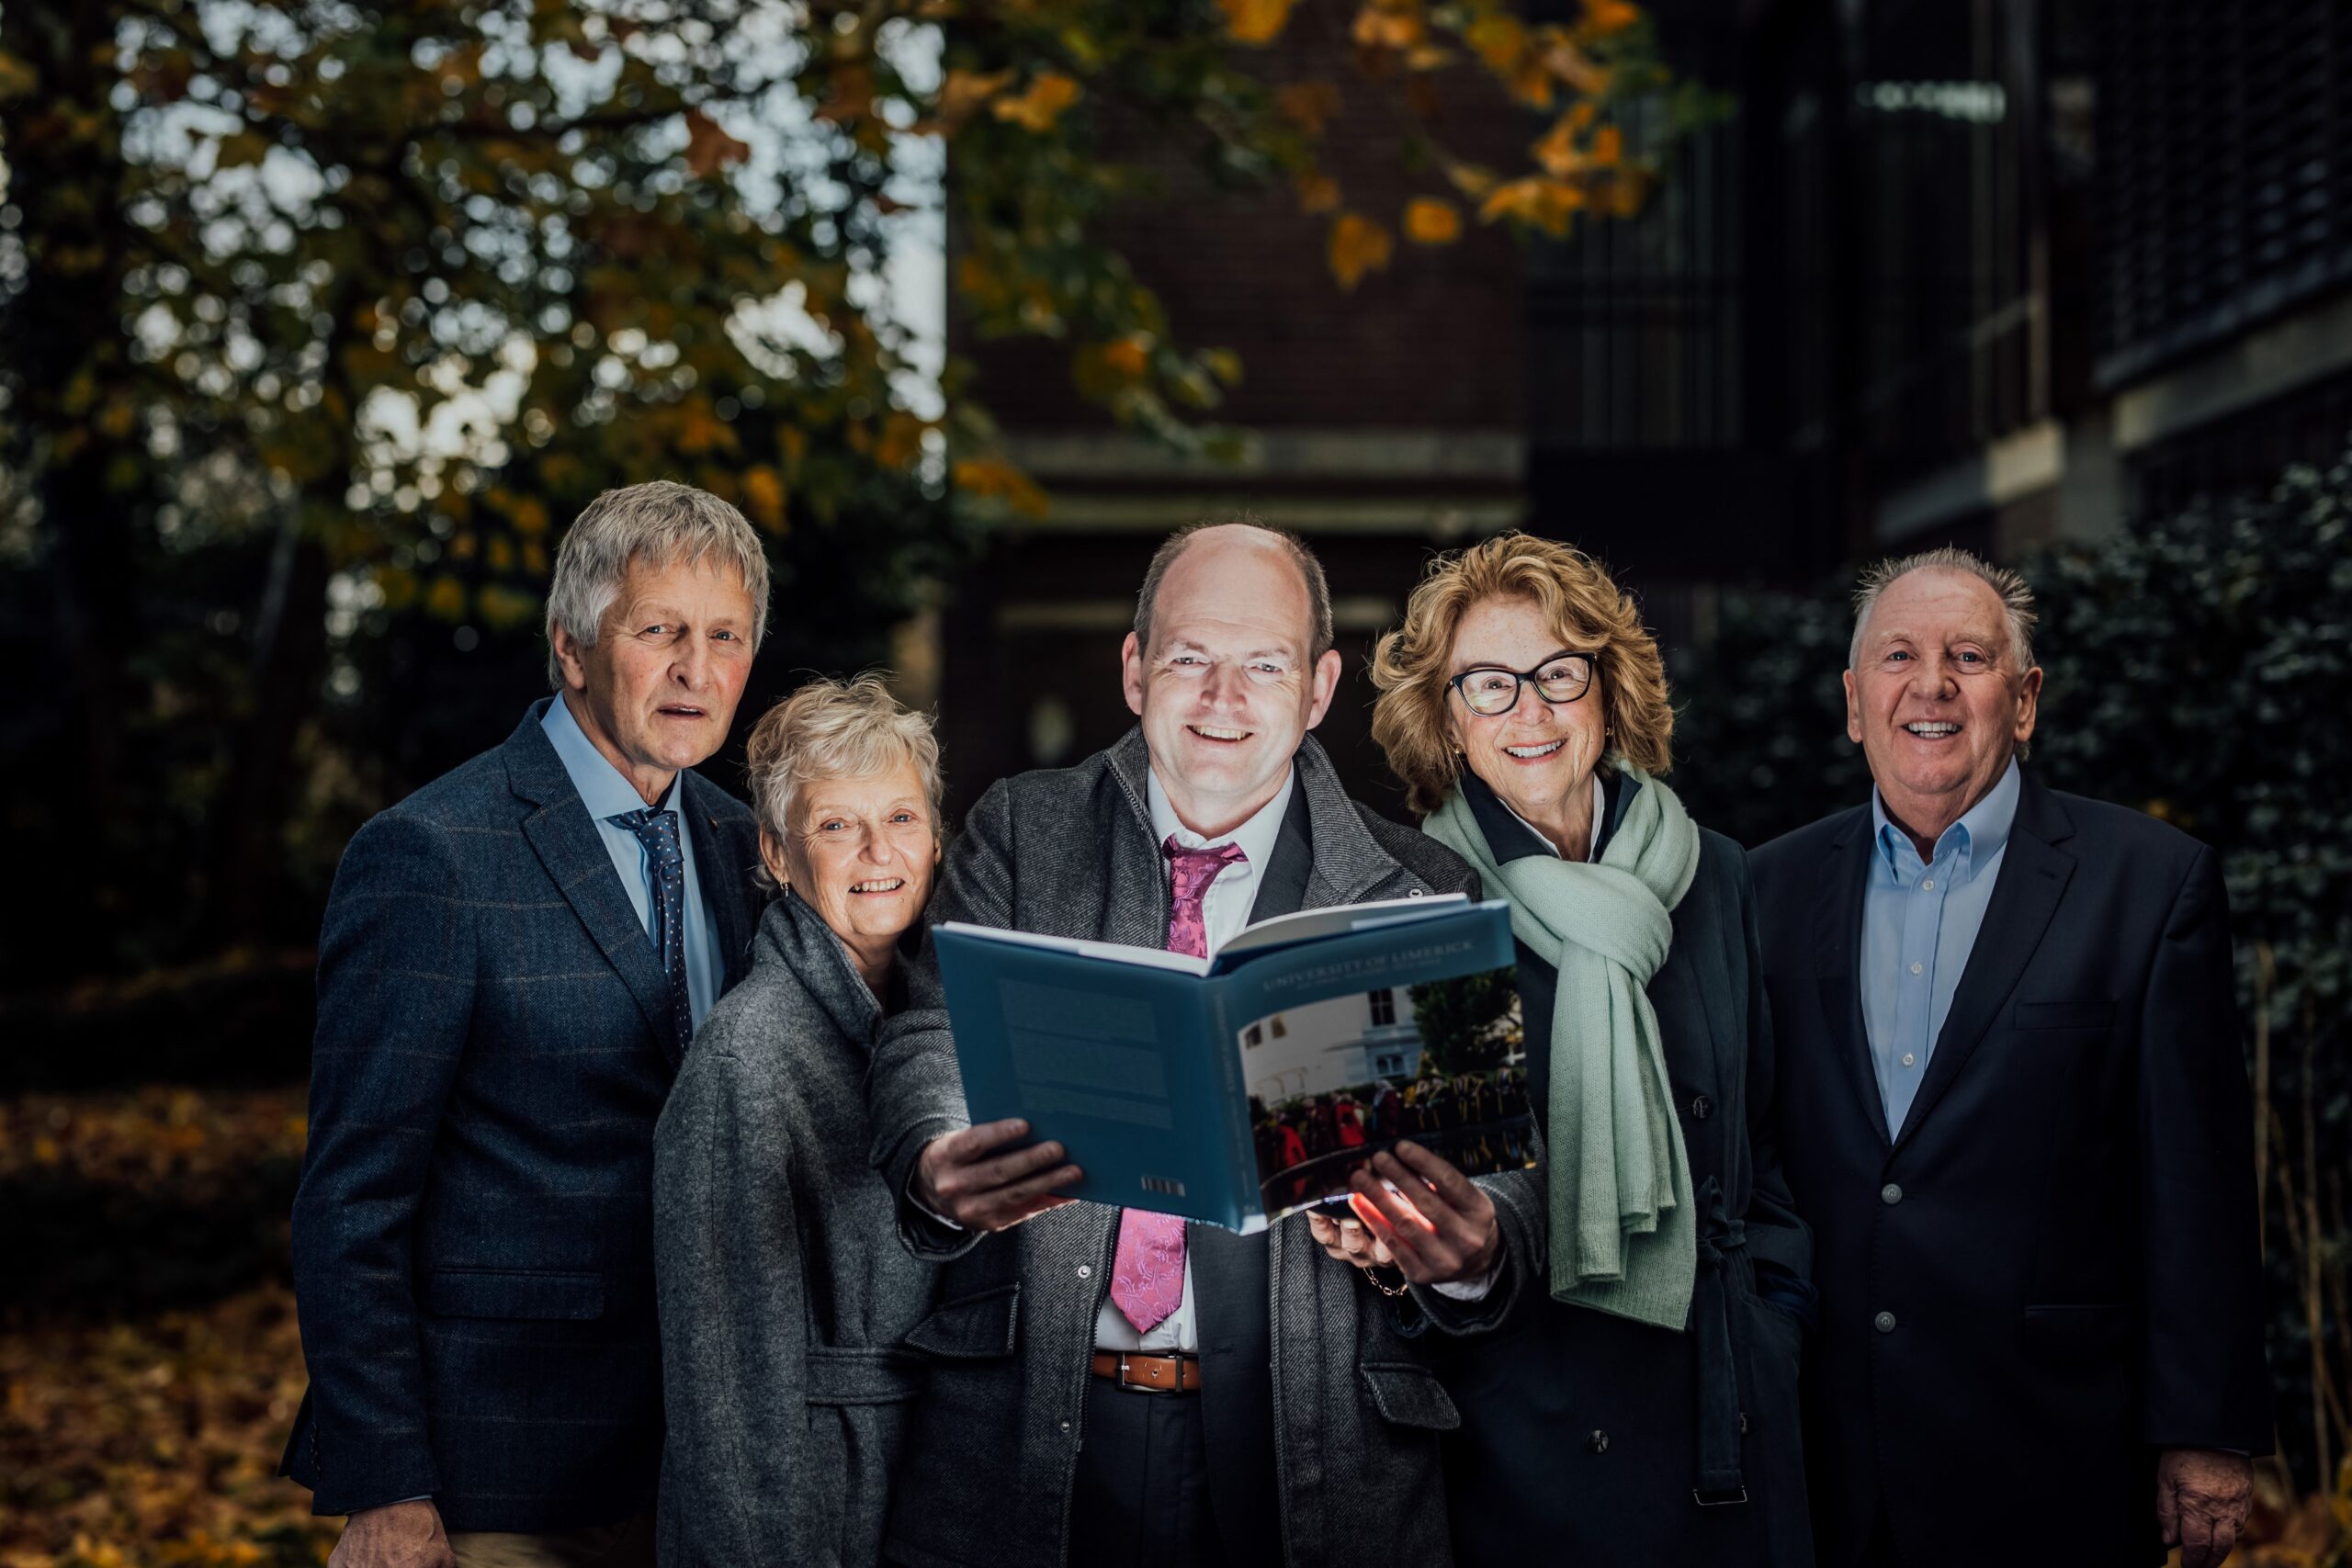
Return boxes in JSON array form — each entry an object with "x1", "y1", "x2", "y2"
[{"x1": 1364, "y1": 1265, "x2": 1410, "y2": 1298}]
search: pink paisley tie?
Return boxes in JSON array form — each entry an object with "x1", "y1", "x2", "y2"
[{"x1": 1108, "y1": 837, "x2": 1248, "y2": 1334}]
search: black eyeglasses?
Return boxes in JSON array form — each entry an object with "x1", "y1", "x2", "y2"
[{"x1": 1446, "y1": 653, "x2": 1597, "y2": 716}]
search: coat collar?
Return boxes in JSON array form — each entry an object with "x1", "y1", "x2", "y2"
[
  {"x1": 1102, "y1": 726, "x2": 1409, "y2": 910},
  {"x1": 753, "y1": 889, "x2": 885, "y2": 1047}
]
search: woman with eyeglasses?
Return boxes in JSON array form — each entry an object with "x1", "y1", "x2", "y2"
[{"x1": 1304, "y1": 532, "x2": 1816, "y2": 1566}]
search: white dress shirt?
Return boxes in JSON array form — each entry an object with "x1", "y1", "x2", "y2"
[{"x1": 1091, "y1": 765, "x2": 1298, "y2": 1352}]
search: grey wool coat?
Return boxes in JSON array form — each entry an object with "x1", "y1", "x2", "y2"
[
  {"x1": 865, "y1": 728, "x2": 1480, "y2": 1568},
  {"x1": 653, "y1": 890, "x2": 942, "y2": 1568}
]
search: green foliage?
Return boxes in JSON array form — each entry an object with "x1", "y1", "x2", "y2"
[
  {"x1": 0, "y1": 0, "x2": 1681, "y2": 983},
  {"x1": 1410, "y1": 969, "x2": 1521, "y2": 1073},
  {"x1": 1674, "y1": 446, "x2": 2352, "y2": 1489}
]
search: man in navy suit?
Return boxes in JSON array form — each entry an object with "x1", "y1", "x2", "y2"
[
  {"x1": 1751, "y1": 547, "x2": 2269, "y2": 1568},
  {"x1": 282, "y1": 481, "x2": 769, "y2": 1568}
]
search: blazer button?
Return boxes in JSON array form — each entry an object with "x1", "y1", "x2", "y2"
[
  {"x1": 1880, "y1": 1183, "x2": 1904, "y2": 1206},
  {"x1": 1589, "y1": 1429, "x2": 1610, "y2": 1454},
  {"x1": 1874, "y1": 1311, "x2": 1898, "y2": 1334},
  {"x1": 1690, "y1": 1095, "x2": 1713, "y2": 1121},
  {"x1": 1076, "y1": 1264, "x2": 1092, "y2": 1279}
]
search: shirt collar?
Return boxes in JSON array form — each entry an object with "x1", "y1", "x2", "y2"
[
  {"x1": 1871, "y1": 755, "x2": 2021, "y2": 879},
  {"x1": 542, "y1": 693, "x2": 675, "y2": 821},
  {"x1": 1146, "y1": 762, "x2": 1295, "y2": 874}
]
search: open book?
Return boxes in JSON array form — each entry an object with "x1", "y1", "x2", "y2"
[{"x1": 935, "y1": 896, "x2": 1537, "y2": 1232}]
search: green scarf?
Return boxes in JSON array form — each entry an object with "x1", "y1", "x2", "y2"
[{"x1": 1423, "y1": 764, "x2": 1702, "y2": 1330}]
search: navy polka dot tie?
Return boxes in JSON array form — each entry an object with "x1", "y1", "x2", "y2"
[{"x1": 613, "y1": 807, "x2": 693, "y2": 1046}]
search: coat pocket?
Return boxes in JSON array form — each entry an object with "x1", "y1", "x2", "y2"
[
  {"x1": 1358, "y1": 1360, "x2": 1462, "y2": 1431},
  {"x1": 902, "y1": 1282, "x2": 1021, "y2": 1359},
  {"x1": 2014, "y1": 998, "x2": 2115, "y2": 1032},
  {"x1": 422, "y1": 1267, "x2": 605, "y2": 1321}
]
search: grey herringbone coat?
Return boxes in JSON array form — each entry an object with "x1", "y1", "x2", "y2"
[
  {"x1": 866, "y1": 729, "x2": 1478, "y2": 1568},
  {"x1": 653, "y1": 891, "x2": 939, "y2": 1567}
]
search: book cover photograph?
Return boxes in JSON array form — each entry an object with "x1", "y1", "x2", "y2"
[
  {"x1": 933, "y1": 896, "x2": 1539, "y2": 1232},
  {"x1": 1243, "y1": 965, "x2": 1535, "y2": 1216}
]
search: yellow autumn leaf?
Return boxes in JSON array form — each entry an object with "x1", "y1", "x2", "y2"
[
  {"x1": 1443, "y1": 161, "x2": 1498, "y2": 198},
  {"x1": 1275, "y1": 80, "x2": 1342, "y2": 138},
  {"x1": 1464, "y1": 14, "x2": 1526, "y2": 73},
  {"x1": 1351, "y1": 5, "x2": 1425, "y2": 51},
  {"x1": 1403, "y1": 197, "x2": 1462, "y2": 245},
  {"x1": 1478, "y1": 175, "x2": 1585, "y2": 236},
  {"x1": 953, "y1": 456, "x2": 1050, "y2": 518},
  {"x1": 1295, "y1": 172, "x2": 1341, "y2": 214},
  {"x1": 992, "y1": 72, "x2": 1081, "y2": 133},
  {"x1": 1218, "y1": 0, "x2": 1298, "y2": 44},
  {"x1": 424, "y1": 576, "x2": 466, "y2": 620},
  {"x1": 1327, "y1": 212, "x2": 1394, "y2": 289},
  {"x1": 741, "y1": 466, "x2": 786, "y2": 528},
  {"x1": 876, "y1": 412, "x2": 929, "y2": 470},
  {"x1": 936, "y1": 67, "x2": 1015, "y2": 129},
  {"x1": 1591, "y1": 124, "x2": 1623, "y2": 167},
  {"x1": 1102, "y1": 336, "x2": 1150, "y2": 378},
  {"x1": 1582, "y1": 0, "x2": 1642, "y2": 37}
]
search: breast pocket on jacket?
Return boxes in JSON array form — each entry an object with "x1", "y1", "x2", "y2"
[
  {"x1": 423, "y1": 1267, "x2": 605, "y2": 1321},
  {"x1": 2013, "y1": 998, "x2": 2116, "y2": 1032}
]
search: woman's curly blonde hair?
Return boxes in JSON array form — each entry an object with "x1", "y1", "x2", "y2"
[{"x1": 1370, "y1": 533, "x2": 1673, "y2": 818}]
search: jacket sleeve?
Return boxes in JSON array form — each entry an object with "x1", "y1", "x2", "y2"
[
  {"x1": 867, "y1": 780, "x2": 1018, "y2": 1260},
  {"x1": 653, "y1": 1046, "x2": 808, "y2": 1566},
  {"x1": 2138, "y1": 845, "x2": 2272, "y2": 1452},
  {"x1": 288, "y1": 810, "x2": 473, "y2": 1514},
  {"x1": 1408, "y1": 1157, "x2": 1550, "y2": 1336},
  {"x1": 1737, "y1": 851, "x2": 1813, "y2": 1287}
]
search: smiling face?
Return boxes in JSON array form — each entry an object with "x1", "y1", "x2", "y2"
[
  {"x1": 1122, "y1": 525, "x2": 1343, "y2": 839},
  {"x1": 1443, "y1": 595, "x2": 1610, "y2": 839},
  {"x1": 1844, "y1": 567, "x2": 2041, "y2": 846},
  {"x1": 767, "y1": 761, "x2": 937, "y2": 956},
  {"x1": 552, "y1": 555, "x2": 759, "y2": 804}
]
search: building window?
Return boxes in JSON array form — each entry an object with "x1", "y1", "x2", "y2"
[{"x1": 1368, "y1": 988, "x2": 1396, "y2": 1026}]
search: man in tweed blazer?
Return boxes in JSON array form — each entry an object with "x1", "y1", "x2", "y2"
[
  {"x1": 868, "y1": 519, "x2": 1479, "y2": 1568},
  {"x1": 282, "y1": 483, "x2": 768, "y2": 1568}
]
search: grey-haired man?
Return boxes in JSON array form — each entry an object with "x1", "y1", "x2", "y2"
[{"x1": 282, "y1": 481, "x2": 769, "y2": 1568}]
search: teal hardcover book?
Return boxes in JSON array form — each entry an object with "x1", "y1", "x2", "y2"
[{"x1": 935, "y1": 896, "x2": 1537, "y2": 1232}]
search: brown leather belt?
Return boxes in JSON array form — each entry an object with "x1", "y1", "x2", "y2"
[{"x1": 1089, "y1": 1350, "x2": 1204, "y2": 1394}]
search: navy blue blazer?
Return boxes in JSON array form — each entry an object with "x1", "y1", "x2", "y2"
[
  {"x1": 1752, "y1": 770, "x2": 2270, "y2": 1568},
  {"x1": 281, "y1": 701, "x2": 763, "y2": 1531}
]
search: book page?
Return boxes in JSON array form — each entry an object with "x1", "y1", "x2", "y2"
[{"x1": 1232, "y1": 942, "x2": 1536, "y2": 1222}]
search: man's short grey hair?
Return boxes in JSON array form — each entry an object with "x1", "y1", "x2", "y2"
[
  {"x1": 544, "y1": 480, "x2": 772, "y2": 686},
  {"x1": 1848, "y1": 545, "x2": 2039, "y2": 671},
  {"x1": 742, "y1": 672, "x2": 944, "y2": 892},
  {"x1": 1135, "y1": 513, "x2": 1336, "y2": 660}
]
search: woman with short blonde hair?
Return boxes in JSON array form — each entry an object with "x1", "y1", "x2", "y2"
[
  {"x1": 652, "y1": 673, "x2": 949, "y2": 1568},
  {"x1": 1319, "y1": 533, "x2": 1815, "y2": 1566}
]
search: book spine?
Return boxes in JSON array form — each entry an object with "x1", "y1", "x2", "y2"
[{"x1": 1205, "y1": 983, "x2": 1258, "y2": 1231}]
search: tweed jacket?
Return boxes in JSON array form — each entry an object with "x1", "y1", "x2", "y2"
[
  {"x1": 281, "y1": 700, "x2": 763, "y2": 1531},
  {"x1": 866, "y1": 728, "x2": 1479, "y2": 1568},
  {"x1": 654, "y1": 891, "x2": 939, "y2": 1568}
]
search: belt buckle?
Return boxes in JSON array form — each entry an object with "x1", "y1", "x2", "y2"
[
  {"x1": 1693, "y1": 1487, "x2": 1749, "y2": 1507},
  {"x1": 1118, "y1": 1354, "x2": 1181, "y2": 1395}
]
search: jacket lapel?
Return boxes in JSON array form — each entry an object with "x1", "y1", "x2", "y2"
[
  {"x1": 1813, "y1": 806, "x2": 1890, "y2": 1151},
  {"x1": 1894, "y1": 772, "x2": 2077, "y2": 1146},
  {"x1": 1246, "y1": 784, "x2": 1313, "y2": 924},
  {"x1": 504, "y1": 705, "x2": 684, "y2": 1065},
  {"x1": 681, "y1": 771, "x2": 758, "y2": 990}
]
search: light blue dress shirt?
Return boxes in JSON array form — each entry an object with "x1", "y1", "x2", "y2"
[
  {"x1": 541, "y1": 694, "x2": 725, "y2": 1031},
  {"x1": 1860, "y1": 758, "x2": 2022, "y2": 1136}
]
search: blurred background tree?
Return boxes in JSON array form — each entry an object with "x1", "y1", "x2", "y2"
[{"x1": 0, "y1": 0, "x2": 1678, "y2": 1000}]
